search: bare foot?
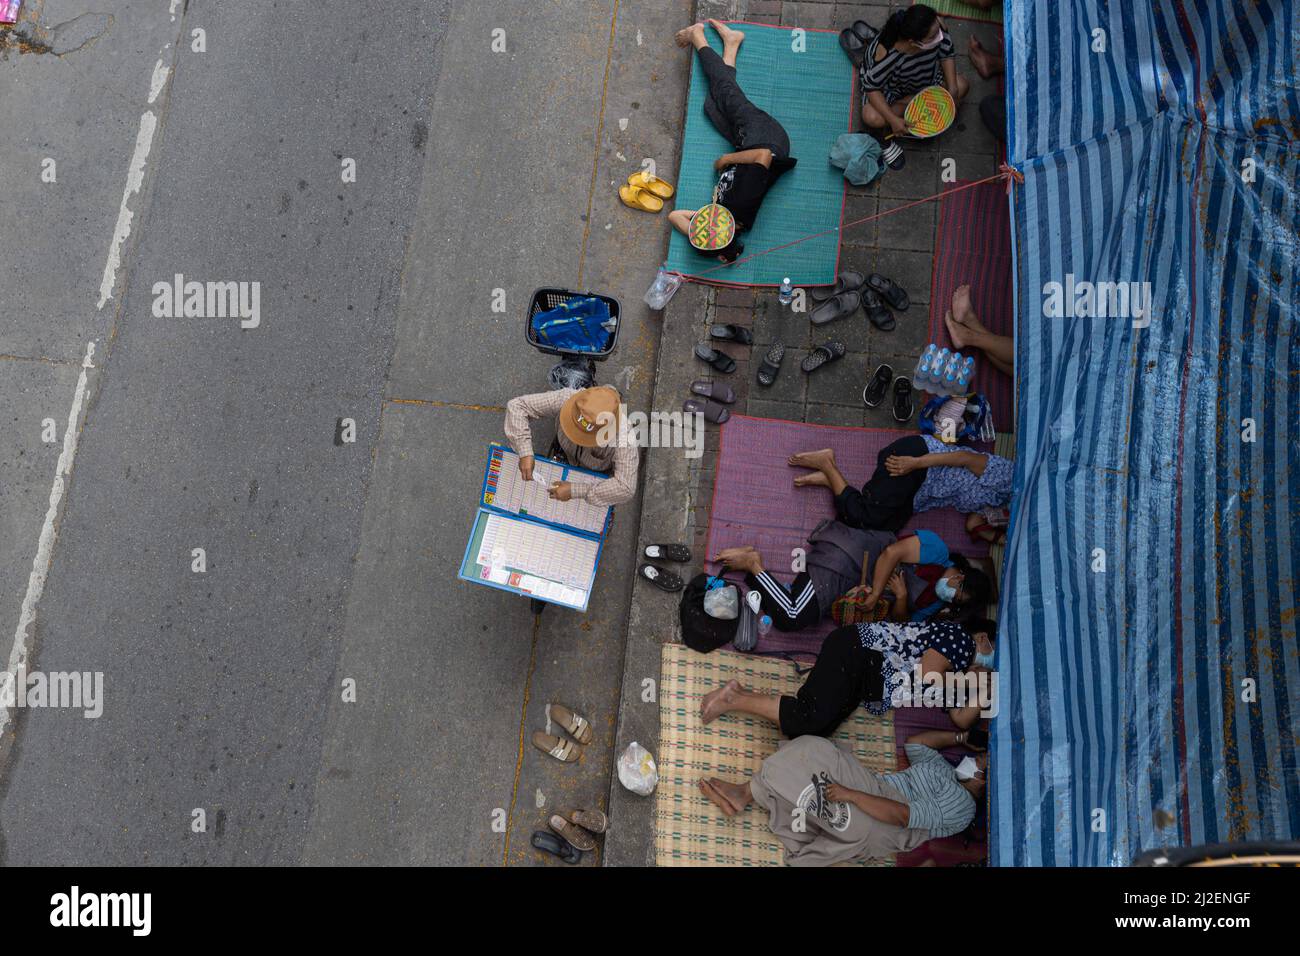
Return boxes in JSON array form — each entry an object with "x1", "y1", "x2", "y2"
[
  {"x1": 951, "y1": 284, "x2": 990, "y2": 333},
  {"x1": 675, "y1": 23, "x2": 705, "y2": 48},
  {"x1": 787, "y1": 448, "x2": 834, "y2": 470},
  {"x1": 793, "y1": 470, "x2": 831, "y2": 489},
  {"x1": 700, "y1": 679, "x2": 741, "y2": 724},
  {"x1": 698, "y1": 778, "x2": 745, "y2": 816},
  {"x1": 944, "y1": 309, "x2": 971, "y2": 350},
  {"x1": 968, "y1": 36, "x2": 995, "y2": 80},
  {"x1": 707, "y1": 19, "x2": 745, "y2": 49},
  {"x1": 713, "y1": 548, "x2": 761, "y2": 574}
]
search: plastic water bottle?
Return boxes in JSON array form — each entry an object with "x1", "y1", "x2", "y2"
[
  {"x1": 930, "y1": 348, "x2": 950, "y2": 391},
  {"x1": 758, "y1": 614, "x2": 773, "y2": 636},
  {"x1": 955, "y1": 356, "x2": 975, "y2": 391},
  {"x1": 942, "y1": 352, "x2": 963, "y2": 395},
  {"x1": 778, "y1": 277, "x2": 793, "y2": 307},
  {"x1": 916, "y1": 344, "x2": 937, "y2": 385}
]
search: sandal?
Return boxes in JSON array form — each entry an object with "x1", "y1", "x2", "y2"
[
  {"x1": 838, "y1": 26, "x2": 865, "y2": 65},
  {"x1": 892, "y1": 376, "x2": 915, "y2": 422},
  {"x1": 684, "y1": 398, "x2": 730, "y2": 424},
  {"x1": 800, "y1": 340, "x2": 847, "y2": 373},
  {"x1": 862, "y1": 363, "x2": 894, "y2": 408},
  {"x1": 756, "y1": 342, "x2": 785, "y2": 387},
  {"x1": 639, "y1": 563, "x2": 684, "y2": 592},
  {"x1": 694, "y1": 344, "x2": 737, "y2": 374},
  {"x1": 867, "y1": 273, "x2": 910, "y2": 311},
  {"x1": 618, "y1": 184, "x2": 663, "y2": 213},
  {"x1": 690, "y1": 380, "x2": 735, "y2": 404},
  {"x1": 568, "y1": 808, "x2": 608, "y2": 834},
  {"x1": 851, "y1": 20, "x2": 877, "y2": 43},
  {"x1": 643, "y1": 544, "x2": 691, "y2": 562},
  {"x1": 810, "y1": 290, "x2": 862, "y2": 326},
  {"x1": 709, "y1": 324, "x2": 753, "y2": 345},
  {"x1": 549, "y1": 703, "x2": 594, "y2": 745},
  {"x1": 861, "y1": 288, "x2": 895, "y2": 330},
  {"x1": 810, "y1": 270, "x2": 866, "y2": 303},
  {"x1": 531, "y1": 829, "x2": 582, "y2": 864},
  {"x1": 532, "y1": 731, "x2": 581, "y2": 763},
  {"x1": 549, "y1": 814, "x2": 597, "y2": 852},
  {"x1": 626, "y1": 169, "x2": 674, "y2": 199}
]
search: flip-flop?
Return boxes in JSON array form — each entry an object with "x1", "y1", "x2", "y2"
[
  {"x1": 643, "y1": 543, "x2": 691, "y2": 562},
  {"x1": 892, "y1": 376, "x2": 915, "y2": 422},
  {"x1": 862, "y1": 363, "x2": 894, "y2": 408},
  {"x1": 690, "y1": 380, "x2": 736, "y2": 403},
  {"x1": 618, "y1": 184, "x2": 663, "y2": 213},
  {"x1": 531, "y1": 829, "x2": 582, "y2": 864},
  {"x1": 810, "y1": 290, "x2": 862, "y2": 326},
  {"x1": 684, "y1": 398, "x2": 730, "y2": 424},
  {"x1": 694, "y1": 344, "x2": 737, "y2": 374},
  {"x1": 709, "y1": 324, "x2": 753, "y2": 345},
  {"x1": 568, "y1": 808, "x2": 608, "y2": 834},
  {"x1": 861, "y1": 287, "x2": 895, "y2": 331},
  {"x1": 838, "y1": 26, "x2": 865, "y2": 65},
  {"x1": 800, "y1": 340, "x2": 847, "y2": 373},
  {"x1": 756, "y1": 342, "x2": 785, "y2": 387},
  {"x1": 549, "y1": 703, "x2": 594, "y2": 745},
  {"x1": 851, "y1": 19, "x2": 877, "y2": 43},
  {"x1": 810, "y1": 270, "x2": 866, "y2": 303},
  {"x1": 626, "y1": 169, "x2": 675, "y2": 199},
  {"x1": 532, "y1": 731, "x2": 581, "y2": 763},
  {"x1": 867, "y1": 273, "x2": 910, "y2": 311},
  {"x1": 639, "y1": 564, "x2": 684, "y2": 592},
  {"x1": 549, "y1": 814, "x2": 597, "y2": 852}
]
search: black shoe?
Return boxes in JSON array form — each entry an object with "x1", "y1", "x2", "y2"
[
  {"x1": 881, "y1": 140, "x2": 905, "y2": 170},
  {"x1": 892, "y1": 377, "x2": 915, "y2": 423},
  {"x1": 862, "y1": 363, "x2": 894, "y2": 408}
]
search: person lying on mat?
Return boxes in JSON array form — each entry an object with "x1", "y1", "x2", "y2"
[
  {"x1": 787, "y1": 436, "x2": 1011, "y2": 533},
  {"x1": 503, "y1": 385, "x2": 639, "y2": 507},
  {"x1": 699, "y1": 617, "x2": 998, "y2": 734},
  {"x1": 667, "y1": 19, "x2": 798, "y2": 263},
  {"x1": 712, "y1": 526, "x2": 989, "y2": 632},
  {"x1": 697, "y1": 730, "x2": 986, "y2": 866},
  {"x1": 859, "y1": 5, "x2": 969, "y2": 170},
  {"x1": 944, "y1": 283, "x2": 1014, "y2": 377}
]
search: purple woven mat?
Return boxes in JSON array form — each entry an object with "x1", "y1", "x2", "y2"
[{"x1": 705, "y1": 415, "x2": 989, "y2": 657}]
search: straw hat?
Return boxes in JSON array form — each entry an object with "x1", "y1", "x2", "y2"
[{"x1": 559, "y1": 386, "x2": 621, "y2": 448}]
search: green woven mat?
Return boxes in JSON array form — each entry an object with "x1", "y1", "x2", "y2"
[
  {"x1": 665, "y1": 24, "x2": 852, "y2": 286},
  {"x1": 925, "y1": 0, "x2": 1004, "y2": 25},
  {"x1": 655, "y1": 644, "x2": 896, "y2": 867}
]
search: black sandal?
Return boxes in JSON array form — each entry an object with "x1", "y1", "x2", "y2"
[
  {"x1": 892, "y1": 376, "x2": 915, "y2": 423},
  {"x1": 867, "y1": 273, "x2": 910, "y2": 311},
  {"x1": 690, "y1": 380, "x2": 736, "y2": 403},
  {"x1": 531, "y1": 830, "x2": 582, "y2": 864},
  {"x1": 756, "y1": 342, "x2": 785, "y2": 387},
  {"x1": 643, "y1": 544, "x2": 691, "y2": 562},
  {"x1": 639, "y1": 564, "x2": 684, "y2": 592},
  {"x1": 684, "y1": 398, "x2": 731, "y2": 424},
  {"x1": 862, "y1": 363, "x2": 894, "y2": 408},
  {"x1": 709, "y1": 324, "x2": 753, "y2": 345},
  {"x1": 810, "y1": 290, "x2": 862, "y2": 326},
  {"x1": 800, "y1": 340, "x2": 847, "y2": 373},
  {"x1": 838, "y1": 26, "x2": 865, "y2": 65},
  {"x1": 810, "y1": 270, "x2": 865, "y2": 303},
  {"x1": 694, "y1": 344, "x2": 736, "y2": 374},
  {"x1": 861, "y1": 287, "x2": 895, "y2": 331}
]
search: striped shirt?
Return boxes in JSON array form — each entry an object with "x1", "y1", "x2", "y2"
[
  {"x1": 883, "y1": 743, "x2": 975, "y2": 837},
  {"x1": 503, "y1": 388, "x2": 640, "y2": 507},
  {"x1": 859, "y1": 30, "x2": 955, "y2": 103}
]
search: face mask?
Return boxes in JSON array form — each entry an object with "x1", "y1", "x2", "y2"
[
  {"x1": 975, "y1": 649, "x2": 995, "y2": 669},
  {"x1": 955, "y1": 756, "x2": 982, "y2": 781},
  {"x1": 916, "y1": 29, "x2": 944, "y2": 51},
  {"x1": 934, "y1": 576, "x2": 958, "y2": 603}
]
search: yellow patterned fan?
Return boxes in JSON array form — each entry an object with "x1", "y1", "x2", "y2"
[
  {"x1": 688, "y1": 203, "x2": 737, "y2": 252},
  {"x1": 887, "y1": 85, "x2": 956, "y2": 139}
]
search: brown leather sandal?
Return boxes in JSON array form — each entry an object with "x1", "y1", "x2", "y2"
[
  {"x1": 532, "y1": 731, "x2": 581, "y2": 763},
  {"x1": 569, "y1": 809, "x2": 608, "y2": 834},
  {"x1": 549, "y1": 814, "x2": 597, "y2": 851},
  {"x1": 549, "y1": 703, "x2": 593, "y2": 745}
]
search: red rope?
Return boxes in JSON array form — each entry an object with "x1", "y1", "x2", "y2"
[{"x1": 670, "y1": 165, "x2": 1022, "y2": 285}]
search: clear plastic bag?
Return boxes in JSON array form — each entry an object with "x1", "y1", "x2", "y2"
[
  {"x1": 703, "y1": 584, "x2": 739, "y2": 620},
  {"x1": 617, "y1": 742, "x2": 659, "y2": 795},
  {"x1": 643, "y1": 267, "x2": 683, "y2": 310}
]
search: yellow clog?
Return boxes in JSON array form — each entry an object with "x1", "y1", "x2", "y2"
[
  {"x1": 618, "y1": 183, "x2": 664, "y2": 213},
  {"x1": 627, "y1": 170, "x2": 675, "y2": 199}
]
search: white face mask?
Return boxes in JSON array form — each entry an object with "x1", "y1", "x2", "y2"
[
  {"x1": 916, "y1": 29, "x2": 944, "y2": 51},
  {"x1": 955, "y1": 756, "x2": 982, "y2": 781}
]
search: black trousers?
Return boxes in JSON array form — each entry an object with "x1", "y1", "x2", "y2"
[
  {"x1": 697, "y1": 47, "x2": 791, "y2": 157},
  {"x1": 778, "y1": 626, "x2": 885, "y2": 737},
  {"x1": 745, "y1": 570, "x2": 821, "y2": 631},
  {"x1": 834, "y1": 435, "x2": 930, "y2": 533}
]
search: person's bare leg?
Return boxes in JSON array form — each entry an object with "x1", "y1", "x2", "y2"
[
  {"x1": 700, "y1": 679, "x2": 783, "y2": 725},
  {"x1": 707, "y1": 18, "x2": 745, "y2": 66},
  {"x1": 788, "y1": 448, "x2": 849, "y2": 495},
  {"x1": 968, "y1": 36, "x2": 1004, "y2": 80},
  {"x1": 947, "y1": 285, "x2": 1014, "y2": 371},
  {"x1": 699, "y1": 777, "x2": 752, "y2": 816},
  {"x1": 675, "y1": 22, "x2": 707, "y2": 50}
]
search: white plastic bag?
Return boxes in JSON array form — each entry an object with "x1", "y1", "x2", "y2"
[
  {"x1": 643, "y1": 267, "x2": 683, "y2": 310},
  {"x1": 703, "y1": 584, "x2": 739, "y2": 620},
  {"x1": 617, "y1": 741, "x2": 659, "y2": 796}
]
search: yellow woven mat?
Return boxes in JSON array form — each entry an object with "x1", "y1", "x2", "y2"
[{"x1": 655, "y1": 644, "x2": 897, "y2": 867}]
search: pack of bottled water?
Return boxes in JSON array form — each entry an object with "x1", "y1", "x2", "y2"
[{"x1": 914, "y1": 343, "x2": 976, "y2": 396}]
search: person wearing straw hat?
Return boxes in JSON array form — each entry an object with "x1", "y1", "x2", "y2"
[
  {"x1": 667, "y1": 19, "x2": 798, "y2": 263},
  {"x1": 503, "y1": 385, "x2": 640, "y2": 507}
]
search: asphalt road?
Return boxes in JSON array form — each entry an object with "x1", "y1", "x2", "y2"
[{"x1": 0, "y1": 0, "x2": 689, "y2": 865}]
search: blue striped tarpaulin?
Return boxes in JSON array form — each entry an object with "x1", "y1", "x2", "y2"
[{"x1": 991, "y1": 0, "x2": 1299, "y2": 865}]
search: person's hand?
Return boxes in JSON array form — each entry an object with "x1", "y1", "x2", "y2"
[
  {"x1": 714, "y1": 155, "x2": 728, "y2": 171},
  {"x1": 518, "y1": 455, "x2": 535, "y2": 482},
  {"x1": 886, "y1": 571, "x2": 906, "y2": 599},
  {"x1": 825, "y1": 782, "x2": 857, "y2": 805},
  {"x1": 884, "y1": 454, "x2": 917, "y2": 476},
  {"x1": 548, "y1": 481, "x2": 572, "y2": 502},
  {"x1": 888, "y1": 112, "x2": 910, "y2": 136}
]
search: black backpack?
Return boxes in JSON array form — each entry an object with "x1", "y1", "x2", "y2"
[{"x1": 679, "y1": 574, "x2": 739, "y2": 653}]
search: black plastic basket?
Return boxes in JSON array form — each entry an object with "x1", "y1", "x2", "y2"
[{"x1": 525, "y1": 287, "x2": 621, "y2": 360}]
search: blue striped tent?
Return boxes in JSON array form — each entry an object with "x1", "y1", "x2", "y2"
[{"x1": 992, "y1": 0, "x2": 1299, "y2": 865}]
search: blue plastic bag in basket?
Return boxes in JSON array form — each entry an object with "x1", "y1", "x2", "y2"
[{"x1": 531, "y1": 297, "x2": 613, "y2": 353}]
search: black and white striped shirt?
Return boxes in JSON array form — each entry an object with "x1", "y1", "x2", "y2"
[
  {"x1": 883, "y1": 743, "x2": 976, "y2": 837},
  {"x1": 859, "y1": 30, "x2": 955, "y2": 103}
]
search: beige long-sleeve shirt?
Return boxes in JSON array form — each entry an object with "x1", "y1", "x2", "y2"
[{"x1": 503, "y1": 388, "x2": 640, "y2": 508}]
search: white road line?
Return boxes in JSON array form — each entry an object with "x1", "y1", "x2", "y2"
[
  {"x1": 95, "y1": 110, "x2": 158, "y2": 310},
  {"x1": 0, "y1": 342, "x2": 96, "y2": 737}
]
